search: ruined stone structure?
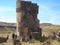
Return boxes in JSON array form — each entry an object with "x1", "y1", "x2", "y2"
[{"x1": 16, "y1": 0, "x2": 42, "y2": 41}]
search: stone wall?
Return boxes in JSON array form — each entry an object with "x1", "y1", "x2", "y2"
[{"x1": 16, "y1": 0, "x2": 42, "y2": 41}]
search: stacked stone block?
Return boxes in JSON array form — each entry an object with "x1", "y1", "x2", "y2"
[{"x1": 16, "y1": 0, "x2": 42, "y2": 41}]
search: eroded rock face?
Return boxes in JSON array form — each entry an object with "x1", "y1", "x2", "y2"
[{"x1": 16, "y1": 0, "x2": 42, "y2": 41}]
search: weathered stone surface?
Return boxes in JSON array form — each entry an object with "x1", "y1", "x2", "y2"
[{"x1": 16, "y1": 0, "x2": 42, "y2": 41}]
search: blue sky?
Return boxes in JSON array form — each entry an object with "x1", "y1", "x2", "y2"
[
  {"x1": 0, "y1": 0, "x2": 60, "y2": 25},
  {"x1": 0, "y1": 0, "x2": 16, "y2": 23}
]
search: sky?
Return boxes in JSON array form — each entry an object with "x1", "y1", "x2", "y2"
[
  {"x1": 0, "y1": 0, "x2": 16, "y2": 23},
  {"x1": 0, "y1": 0, "x2": 60, "y2": 25}
]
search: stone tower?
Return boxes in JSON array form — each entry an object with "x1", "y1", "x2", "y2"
[{"x1": 16, "y1": 0, "x2": 42, "y2": 41}]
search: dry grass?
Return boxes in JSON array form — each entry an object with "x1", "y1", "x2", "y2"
[
  {"x1": 0, "y1": 24, "x2": 60, "y2": 45},
  {"x1": 0, "y1": 39, "x2": 60, "y2": 45}
]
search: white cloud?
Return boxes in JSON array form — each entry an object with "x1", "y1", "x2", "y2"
[
  {"x1": 48, "y1": 16, "x2": 57, "y2": 24},
  {"x1": 40, "y1": 5, "x2": 56, "y2": 15},
  {"x1": 39, "y1": 5, "x2": 60, "y2": 25},
  {"x1": 0, "y1": 18, "x2": 16, "y2": 23},
  {"x1": 0, "y1": 6, "x2": 16, "y2": 23},
  {"x1": 0, "y1": 7, "x2": 15, "y2": 12},
  {"x1": 40, "y1": 21, "x2": 43, "y2": 23},
  {"x1": 40, "y1": 5, "x2": 60, "y2": 15}
]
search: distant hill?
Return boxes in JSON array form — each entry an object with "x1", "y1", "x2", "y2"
[
  {"x1": 40, "y1": 23, "x2": 60, "y2": 36},
  {"x1": 0, "y1": 22, "x2": 60, "y2": 33},
  {"x1": 0, "y1": 22, "x2": 16, "y2": 26},
  {"x1": 40, "y1": 23, "x2": 53, "y2": 26},
  {"x1": 0, "y1": 22, "x2": 16, "y2": 32}
]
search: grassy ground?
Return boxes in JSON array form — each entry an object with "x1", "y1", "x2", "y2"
[
  {"x1": 0, "y1": 23, "x2": 60, "y2": 45},
  {"x1": 0, "y1": 31, "x2": 60, "y2": 45},
  {"x1": 0, "y1": 39, "x2": 60, "y2": 45}
]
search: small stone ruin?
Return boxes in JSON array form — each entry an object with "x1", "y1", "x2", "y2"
[{"x1": 16, "y1": 0, "x2": 42, "y2": 41}]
